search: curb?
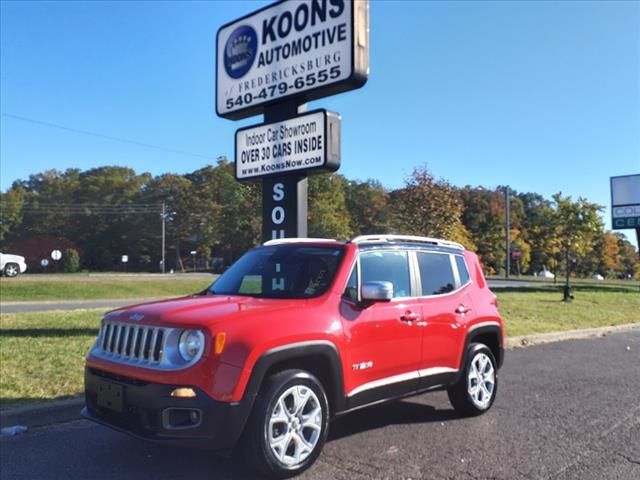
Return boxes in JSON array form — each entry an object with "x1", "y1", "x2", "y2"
[
  {"x1": 1, "y1": 323, "x2": 638, "y2": 432},
  {"x1": 0, "y1": 397, "x2": 84, "y2": 432},
  {"x1": 505, "y1": 322, "x2": 640, "y2": 349}
]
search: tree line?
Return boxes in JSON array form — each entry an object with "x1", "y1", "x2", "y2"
[{"x1": 1, "y1": 160, "x2": 638, "y2": 279}]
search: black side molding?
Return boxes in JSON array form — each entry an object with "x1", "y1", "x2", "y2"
[{"x1": 242, "y1": 340, "x2": 347, "y2": 415}]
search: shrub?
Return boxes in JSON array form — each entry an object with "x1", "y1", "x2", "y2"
[{"x1": 63, "y1": 248, "x2": 81, "y2": 273}]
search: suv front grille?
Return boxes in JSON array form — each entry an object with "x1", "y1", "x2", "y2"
[{"x1": 98, "y1": 321, "x2": 167, "y2": 365}]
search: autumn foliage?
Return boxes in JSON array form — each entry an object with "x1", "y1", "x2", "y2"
[{"x1": 1, "y1": 161, "x2": 638, "y2": 279}]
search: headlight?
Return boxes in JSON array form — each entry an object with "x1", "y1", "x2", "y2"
[{"x1": 178, "y1": 330, "x2": 205, "y2": 362}]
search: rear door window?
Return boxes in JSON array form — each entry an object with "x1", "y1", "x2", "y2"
[
  {"x1": 417, "y1": 252, "x2": 456, "y2": 295},
  {"x1": 455, "y1": 255, "x2": 470, "y2": 285}
]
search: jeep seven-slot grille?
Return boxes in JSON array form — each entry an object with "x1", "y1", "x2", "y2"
[{"x1": 99, "y1": 320, "x2": 166, "y2": 365}]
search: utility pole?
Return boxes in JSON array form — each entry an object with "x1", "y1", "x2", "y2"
[
  {"x1": 505, "y1": 186, "x2": 511, "y2": 279},
  {"x1": 161, "y1": 202, "x2": 166, "y2": 274}
]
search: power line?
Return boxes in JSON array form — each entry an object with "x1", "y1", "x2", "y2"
[
  {"x1": 0, "y1": 202, "x2": 164, "y2": 215},
  {"x1": 1, "y1": 112, "x2": 218, "y2": 161}
]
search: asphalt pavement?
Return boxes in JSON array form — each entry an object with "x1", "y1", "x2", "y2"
[{"x1": 1, "y1": 331, "x2": 638, "y2": 480}]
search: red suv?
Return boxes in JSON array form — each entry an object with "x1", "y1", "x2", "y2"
[{"x1": 83, "y1": 235, "x2": 504, "y2": 478}]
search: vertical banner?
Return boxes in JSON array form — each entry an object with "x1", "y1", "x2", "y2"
[{"x1": 262, "y1": 175, "x2": 308, "y2": 242}]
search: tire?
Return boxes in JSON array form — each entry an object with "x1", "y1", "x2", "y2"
[
  {"x1": 4, "y1": 263, "x2": 19, "y2": 278},
  {"x1": 447, "y1": 343, "x2": 498, "y2": 416},
  {"x1": 242, "y1": 369, "x2": 330, "y2": 479}
]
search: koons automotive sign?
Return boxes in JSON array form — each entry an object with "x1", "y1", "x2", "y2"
[{"x1": 216, "y1": 0, "x2": 369, "y2": 120}]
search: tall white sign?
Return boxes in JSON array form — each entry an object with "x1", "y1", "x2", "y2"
[
  {"x1": 216, "y1": 0, "x2": 369, "y2": 119},
  {"x1": 235, "y1": 109, "x2": 340, "y2": 180}
]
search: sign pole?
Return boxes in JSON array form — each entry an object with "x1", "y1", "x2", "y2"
[
  {"x1": 161, "y1": 202, "x2": 166, "y2": 274},
  {"x1": 216, "y1": 0, "x2": 368, "y2": 245},
  {"x1": 505, "y1": 186, "x2": 510, "y2": 278},
  {"x1": 260, "y1": 100, "x2": 309, "y2": 243}
]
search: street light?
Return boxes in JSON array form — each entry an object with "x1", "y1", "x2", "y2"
[
  {"x1": 161, "y1": 202, "x2": 176, "y2": 274},
  {"x1": 190, "y1": 250, "x2": 197, "y2": 272}
]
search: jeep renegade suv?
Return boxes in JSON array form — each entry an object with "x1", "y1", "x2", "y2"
[{"x1": 83, "y1": 235, "x2": 504, "y2": 478}]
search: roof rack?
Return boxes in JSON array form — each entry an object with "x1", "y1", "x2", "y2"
[
  {"x1": 350, "y1": 234, "x2": 463, "y2": 250},
  {"x1": 263, "y1": 238, "x2": 339, "y2": 246}
]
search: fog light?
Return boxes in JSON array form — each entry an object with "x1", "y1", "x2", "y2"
[
  {"x1": 170, "y1": 387, "x2": 196, "y2": 398},
  {"x1": 162, "y1": 408, "x2": 202, "y2": 429}
]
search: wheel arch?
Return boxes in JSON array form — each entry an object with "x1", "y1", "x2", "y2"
[
  {"x1": 244, "y1": 341, "x2": 346, "y2": 418},
  {"x1": 453, "y1": 323, "x2": 504, "y2": 384}
]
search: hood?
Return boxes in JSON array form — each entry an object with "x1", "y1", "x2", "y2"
[
  {"x1": 104, "y1": 294, "x2": 305, "y2": 328},
  {"x1": 1, "y1": 253, "x2": 25, "y2": 262}
]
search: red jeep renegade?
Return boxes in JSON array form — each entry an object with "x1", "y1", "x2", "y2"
[{"x1": 83, "y1": 235, "x2": 504, "y2": 478}]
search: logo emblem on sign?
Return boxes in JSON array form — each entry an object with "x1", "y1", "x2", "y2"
[{"x1": 224, "y1": 25, "x2": 258, "y2": 79}]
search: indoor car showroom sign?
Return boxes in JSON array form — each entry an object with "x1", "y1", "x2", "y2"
[
  {"x1": 216, "y1": 0, "x2": 369, "y2": 119},
  {"x1": 235, "y1": 109, "x2": 340, "y2": 180}
]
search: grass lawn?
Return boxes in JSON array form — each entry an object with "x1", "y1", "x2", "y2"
[
  {"x1": 0, "y1": 285, "x2": 638, "y2": 409},
  {"x1": 497, "y1": 284, "x2": 639, "y2": 336},
  {"x1": 0, "y1": 310, "x2": 101, "y2": 409},
  {"x1": 0, "y1": 278, "x2": 215, "y2": 302}
]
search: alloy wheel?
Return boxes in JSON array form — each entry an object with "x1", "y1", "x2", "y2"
[
  {"x1": 467, "y1": 352, "x2": 495, "y2": 409},
  {"x1": 267, "y1": 385, "x2": 323, "y2": 467}
]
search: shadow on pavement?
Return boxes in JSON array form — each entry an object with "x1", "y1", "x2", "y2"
[{"x1": 328, "y1": 399, "x2": 458, "y2": 441}]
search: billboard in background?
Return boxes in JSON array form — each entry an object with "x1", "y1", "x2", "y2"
[
  {"x1": 216, "y1": 0, "x2": 369, "y2": 119},
  {"x1": 611, "y1": 174, "x2": 640, "y2": 229},
  {"x1": 235, "y1": 109, "x2": 340, "y2": 180}
]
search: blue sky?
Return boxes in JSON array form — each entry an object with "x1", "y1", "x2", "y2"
[{"x1": 1, "y1": 0, "x2": 638, "y2": 244}]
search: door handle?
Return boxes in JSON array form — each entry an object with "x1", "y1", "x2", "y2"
[
  {"x1": 455, "y1": 305, "x2": 472, "y2": 315},
  {"x1": 400, "y1": 311, "x2": 420, "y2": 322}
]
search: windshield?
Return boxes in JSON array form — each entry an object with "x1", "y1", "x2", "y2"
[{"x1": 208, "y1": 245, "x2": 345, "y2": 299}]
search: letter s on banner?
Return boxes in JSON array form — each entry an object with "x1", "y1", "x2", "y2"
[{"x1": 273, "y1": 182, "x2": 285, "y2": 201}]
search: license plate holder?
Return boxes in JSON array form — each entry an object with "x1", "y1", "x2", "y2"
[{"x1": 96, "y1": 380, "x2": 124, "y2": 412}]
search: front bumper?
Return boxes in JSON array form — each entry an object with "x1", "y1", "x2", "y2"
[{"x1": 82, "y1": 367, "x2": 252, "y2": 449}]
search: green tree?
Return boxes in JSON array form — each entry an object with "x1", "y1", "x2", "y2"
[
  {"x1": 549, "y1": 193, "x2": 604, "y2": 299},
  {"x1": 71, "y1": 166, "x2": 152, "y2": 270},
  {"x1": 187, "y1": 159, "x2": 261, "y2": 265},
  {"x1": 615, "y1": 233, "x2": 640, "y2": 280},
  {"x1": 0, "y1": 186, "x2": 27, "y2": 246},
  {"x1": 308, "y1": 174, "x2": 352, "y2": 239},
  {"x1": 458, "y1": 187, "x2": 506, "y2": 273},
  {"x1": 517, "y1": 192, "x2": 555, "y2": 275},
  {"x1": 344, "y1": 179, "x2": 391, "y2": 235},
  {"x1": 143, "y1": 173, "x2": 195, "y2": 272},
  {"x1": 63, "y1": 248, "x2": 81, "y2": 273},
  {"x1": 390, "y1": 165, "x2": 468, "y2": 244}
]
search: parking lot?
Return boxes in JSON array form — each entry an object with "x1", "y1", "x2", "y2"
[{"x1": 2, "y1": 330, "x2": 638, "y2": 480}]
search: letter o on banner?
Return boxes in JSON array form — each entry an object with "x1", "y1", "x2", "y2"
[{"x1": 272, "y1": 206, "x2": 285, "y2": 224}]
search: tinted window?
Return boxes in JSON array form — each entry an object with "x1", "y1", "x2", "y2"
[
  {"x1": 360, "y1": 251, "x2": 411, "y2": 298},
  {"x1": 208, "y1": 245, "x2": 344, "y2": 299},
  {"x1": 343, "y1": 267, "x2": 358, "y2": 302},
  {"x1": 417, "y1": 252, "x2": 456, "y2": 295},
  {"x1": 455, "y1": 255, "x2": 470, "y2": 285}
]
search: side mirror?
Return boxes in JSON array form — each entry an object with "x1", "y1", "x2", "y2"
[{"x1": 361, "y1": 281, "x2": 393, "y2": 302}]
